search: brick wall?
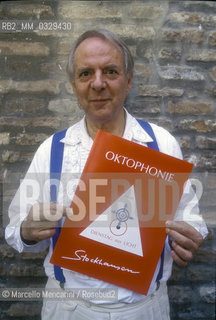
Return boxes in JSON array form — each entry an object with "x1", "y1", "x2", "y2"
[{"x1": 0, "y1": 1, "x2": 215, "y2": 319}]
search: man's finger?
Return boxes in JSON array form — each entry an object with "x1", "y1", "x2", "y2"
[
  {"x1": 166, "y1": 228, "x2": 199, "y2": 253},
  {"x1": 34, "y1": 228, "x2": 56, "y2": 241},
  {"x1": 166, "y1": 220, "x2": 203, "y2": 246},
  {"x1": 171, "y1": 241, "x2": 193, "y2": 262},
  {"x1": 170, "y1": 250, "x2": 188, "y2": 267},
  {"x1": 30, "y1": 203, "x2": 68, "y2": 222}
]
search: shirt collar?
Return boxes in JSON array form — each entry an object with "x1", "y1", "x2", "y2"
[
  {"x1": 60, "y1": 117, "x2": 93, "y2": 150},
  {"x1": 60, "y1": 109, "x2": 153, "y2": 148},
  {"x1": 123, "y1": 109, "x2": 153, "y2": 145}
]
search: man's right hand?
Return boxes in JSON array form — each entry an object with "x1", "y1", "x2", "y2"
[{"x1": 21, "y1": 203, "x2": 73, "y2": 243}]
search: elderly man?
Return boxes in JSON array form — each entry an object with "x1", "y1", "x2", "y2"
[{"x1": 6, "y1": 29, "x2": 208, "y2": 320}]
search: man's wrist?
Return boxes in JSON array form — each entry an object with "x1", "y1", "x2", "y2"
[{"x1": 20, "y1": 224, "x2": 38, "y2": 245}]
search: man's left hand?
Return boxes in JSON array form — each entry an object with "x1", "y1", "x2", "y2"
[{"x1": 166, "y1": 221, "x2": 203, "y2": 267}]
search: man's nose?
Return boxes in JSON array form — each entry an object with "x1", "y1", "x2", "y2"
[{"x1": 91, "y1": 71, "x2": 106, "y2": 91}]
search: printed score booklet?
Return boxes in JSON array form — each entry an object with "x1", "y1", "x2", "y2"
[{"x1": 50, "y1": 130, "x2": 193, "y2": 295}]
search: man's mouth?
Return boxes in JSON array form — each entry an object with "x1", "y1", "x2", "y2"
[{"x1": 90, "y1": 98, "x2": 110, "y2": 105}]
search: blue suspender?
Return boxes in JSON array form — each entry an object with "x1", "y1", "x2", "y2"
[
  {"x1": 50, "y1": 121, "x2": 164, "y2": 284},
  {"x1": 50, "y1": 129, "x2": 67, "y2": 283},
  {"x1": 136, "y1": 119, "x2": 165, "y2": 283}
]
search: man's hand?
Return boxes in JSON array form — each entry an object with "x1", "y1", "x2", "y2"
[
  {"x1": 21, "y1": 203, "x2": 73, "y2": 243},
  {"x1": 166, "y1": 221, "x2": 203, "y2": 267}
]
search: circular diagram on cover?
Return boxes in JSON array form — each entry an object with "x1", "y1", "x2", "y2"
[
  {"x1": 109, "y1": 204, "x2": 133, "y2": 236},
  {"x1": 110, "y1": 219, "x2": 127, "y2": 236}
]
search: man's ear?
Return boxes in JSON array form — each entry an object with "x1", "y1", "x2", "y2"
[
  {"x1": 127, "y1": 72, "x2": 133, "y2": 93},
  {"x1": 70, "y1": 80, "x2": 77, "y2": 96}
]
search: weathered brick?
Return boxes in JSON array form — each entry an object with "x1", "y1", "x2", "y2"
[
  {"x1": 5, "y1": 97, "x2": 45, "y2": 114},
  {"x1": 162, "y1": 29, "x2": 204, "y2": 44},
  {"x1": 0, "y1": 132, "x2": 10, "y2": 145},
  {"x1": 80, "y1": 23, "x2": 152, "y2": 41},
  {"x1": 167, "y1": 101, "x2": 214, "y2": 115},
  {"x1": 9, "y1": 264, "x2": 45, "y2": 277},
  {"x1": 58, "y1": 3, "x2": 121, "y2": 19},
  {"x1": 136, "y1": 46, "x2": 153, "y2": 62},
  {"x1": 210, "y1": 66, "x2": 216, "y2": 81},
  {"x1": 2, "y1": 170, "x2": 26, "y2": 188},
  {"x1": 19, "y1": 151, "x2": 34, "y2": 163},
  {"x1": 0, "y1": 265, "x2": 6, "y2": 276},
  {"x1": 178, "y1": 119, "x2": 216, "y2": 133},
  {"x1": 169, "y1": 264, "x2": 186, "y2": 281},
  {"x1": 212, "y1": 85, "x2": 216, "y2": 96},
  {"x1": 65, "y1": 81, "x2": 74, "y2": 95},
  {"x1": 158, "y1": 48, "x2": 181, "y2": 61},
  {"x1": 0, "y1": 41, "x2": 50, "y2": 56},
  {"x1": 181, "y1": 1, "x2": 216, "y2": 12},
  {"x1": 193, "y1": 248, "x2": 216, "y2": 263},
  {"x1": 0, "y1": 228, "x2": 4, "y2": 239},
  {"x1": 7, "y1": 303, "x2": 41, "y2": 317},
  {"x1": 16, "y1": 133, "x2": 49, "y2": 146},
  {"x1": 186, "y1": 50, "x2": 216, "y2": 62},
  {"x1": 209, "y1": 31, "x2": 216, "y2": 47},
  {"x1": 186, "y1": 89, "x2": 197, "y2": 98},
  {"x1": 134, "y1": 63, "x2": 152, "y2": 79},
  {"x1": 127, "y1": 5, "x2": 167, "y2": 20},
  {"x1": 201, "y1": 190, "x2": 216, "y2": 207},
  {"x1": 128, "y1": 100, "x2": 161, "y2": 115},
  {"x1": 169, "y1": 12, "x2": 216, "y2": 28},
  {"x1": 0, "y1": 244, "x2": 15, "y2": 258},
  {"x1": 204, "y1": 228, "x2": 214, "y2": 241},
  {"x1": 196, "y1": 154, "x2": 216, "y2": 170},
  {"x1": 178, "y1": 307, "x2": 213, "y2": 320},
  {"x1": 6, "y1": 4, "x2": 54, "y2": 17},
  {"x1": 4, "y1": 60, "x2": 32, "y2": 75},
  {"x1": 33, "y1": 117, "x2": 61, "y2": 129},
  {"x1": 0, "y1": 117, "x2": 61, "y2": 129},
  {"x1": 196, "y1": 136, "x2": 216, "y2": 150},
  {"x1": 206, "y1": 174, "x2": 216, "y2": 189},
  {"x1": 168, "y1": 286, "x2": 194, "y2": 304},
  {"x1": 21, "y1": 251, "x2": 47, "y2": 260},
  {"x1": 2, "y1": 150, "x2": 21, "y2": 163},
  {"x1": 176, "y1": 136, "x2": 191, "y2": 149},
  {"x1": 48, "y1": 98, "x2": 80, "y2": 114},
  {"x1": 0, "y1": 80, "x2": 61, "y2": 94},
  {"x1": 40, "y1": 60, "x2": 67, "y2": 77},
  {"x1": 143, "y1": 117, "x2": 173, "y2": 132},
  {"x1": 159, "y1": 66, "x2": 204, "y2": 81},
  {"x1": 186, "y1": 265, "x2": 215, "y2": 281},
  {"x1": 58, "y1": 38, "x2": 74, "y2": 55},
  {"x1": 199, "y1": 286, "x2": 215, "y2": 304},
  {"x1": 169, "y1": 12, "x2": 201, "y2": 24},
  {"x1": 139, "y1": 85, "x2": 184, "y2": 97},
  {"x1": 203, "y1": 211, "x2": 216, "y2": 227}
]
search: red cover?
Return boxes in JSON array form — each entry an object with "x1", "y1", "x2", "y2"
[{"x1": 50, "y1": 130, "x2": 193, "y2": 294}]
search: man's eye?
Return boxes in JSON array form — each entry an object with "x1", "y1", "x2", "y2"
[
  {"x1": 106, "y1": 69, "x2": 117, "y2": 74},
  {"x1": 80, "y1": 71, "x2": 90, "y2": 78}
]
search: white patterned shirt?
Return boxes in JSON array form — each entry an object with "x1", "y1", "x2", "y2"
[{"x1": 5, "y1": 110, "x2": 208, "y2": 303}]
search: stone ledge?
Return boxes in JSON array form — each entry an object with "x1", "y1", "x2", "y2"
[
  {"x1": 58, "y1": 3, "x2": 122, "y2": 19},
  {"x1": 159, "y1": 66, "x2": 204, "y2": 81},
  {"x1": 0, "y1": 41, "x2": 50, "y2": 56},
  {"x1": 167, "y1": 101, "x2": 214, "y2": 115},
  {"x1": 5, "y1": 4, "x2": 54, "y2": 18},
  {"x1": 139, "y1": 85, "x2": 184, "y2": 97},
  {"x1": 0, "y1": 117, "x2": 61, "y2": 129},
  {"x1": 186, "y1": 50, "x2": 216, "y2": 62},
  {"x1": 0, "y1": 80, "x2": 61, "y2": 94}
]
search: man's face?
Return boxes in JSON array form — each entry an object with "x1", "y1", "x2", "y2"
[{"x1": 71, "y1": 37, "x2": 133, "y2": 124}]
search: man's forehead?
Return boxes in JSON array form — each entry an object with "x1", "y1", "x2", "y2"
[{"x1": 74, "y1": 36, "x2": 123, "y2": 59}]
